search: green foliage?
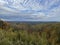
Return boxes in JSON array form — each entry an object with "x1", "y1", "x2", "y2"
[{"x1": 0, "y1": 21, "x2": 60, "y2": 45}]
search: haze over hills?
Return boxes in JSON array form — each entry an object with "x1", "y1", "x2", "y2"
[{"x1": 0, "y1": 19, "x2": 60, "y2": 30}]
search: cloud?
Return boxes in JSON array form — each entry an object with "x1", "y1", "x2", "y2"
[{"x1": 0, "y1": 0, "x2": 60, "y2": 21}]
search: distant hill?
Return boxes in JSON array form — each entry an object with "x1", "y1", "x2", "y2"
[
  {"x1": 7, "y1": 21, "x2": 60, "y2": 25},
  {"x1": 0, "y1": 20, "x2": 60, "y2": 31}
]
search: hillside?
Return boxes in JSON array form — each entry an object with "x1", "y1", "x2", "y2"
[{"x1": 0, "y1": 20, "x2": 60, "y2": 45}]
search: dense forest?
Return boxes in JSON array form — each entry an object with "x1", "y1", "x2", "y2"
[{"x1": 0, "y1": 20, "x2": 60, "y2": 45}]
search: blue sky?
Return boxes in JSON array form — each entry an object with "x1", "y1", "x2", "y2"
[{"x1": 0, "y1": 0, "x2": 60, "y2": 21}]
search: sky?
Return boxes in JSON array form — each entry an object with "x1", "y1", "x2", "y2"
[{"x1": 0, "y1": 0, "x2": 60, "y2": 21}]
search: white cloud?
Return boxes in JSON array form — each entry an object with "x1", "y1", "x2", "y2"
[
  {"x1": 0, "y1": 0, "x2": 8, "y2": 6},
  {"x1": 0, "y1": 0, "x2": 60, "y2": 21}
]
